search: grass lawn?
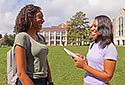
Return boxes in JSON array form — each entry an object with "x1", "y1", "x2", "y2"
[{"x1": 0, "y1": 46, "x2": 125, "y2": 85}]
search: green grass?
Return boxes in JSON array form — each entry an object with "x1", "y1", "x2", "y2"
[
  {"x1": 0, "y1": 47, "x2": 11, "y2": 85},
  {"x1": 0, "y1": 46, "x2": 125, "y2": 85},
  {"x1": 110, "y1": 46, "x2": 125, "y2": 85},
  {"x1": 47, "y1": 46, "x2": 88, "y2": 85}
]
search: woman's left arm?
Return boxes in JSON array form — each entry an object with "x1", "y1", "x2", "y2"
[
  {"x1": 46, "y1": 58, "x2": 53, "y2": 84},
  {"x1": 75, "y1": 58, "x2": 116, "y2": 81}
]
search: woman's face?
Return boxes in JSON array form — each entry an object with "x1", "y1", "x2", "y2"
[
  {"x1": 91, "y1": 19, "x2": 98, "y2": 39},
  {"x1": 33, "y1": 10, "x2": 45, "y2": 30}
]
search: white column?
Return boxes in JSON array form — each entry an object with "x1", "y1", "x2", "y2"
[
  {"x1": 49, "y1": 31, "x2": 50, "y2": 46},
  {"x1": 71, "y1": 43, "x2": 73, "y2": 46},
  {"x1": 65, "y1": 31, "x2": 67, "y2": 46},
  {"x1": 43, "y1": 31, "x2": 45, "y2": 36},
  {"x1": 54, "y1": 31, "x2": 56, "y2": 46},
  {"x1": 76, "y1": 38, "x2": 78, "y2": 45},
  {"x1": 60, "y1": 31, "x2": 62, "y2": 45},
  {"x1": 82, "y1": 41, "x2": 84, "y2": 45}
]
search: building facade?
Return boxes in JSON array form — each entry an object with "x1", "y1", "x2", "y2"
[
  {"x1": 113, "y1": 8, "x2": 125, "y2": 46},
  {"x1": 39, "y1": 21, "x2": 70, "y2": 46}
]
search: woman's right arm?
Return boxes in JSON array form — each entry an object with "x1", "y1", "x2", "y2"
[{"x1": 15, "y1": 45, "x2": 34, "y2": 85}]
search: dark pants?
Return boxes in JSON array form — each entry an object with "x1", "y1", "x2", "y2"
[{"x1": 17, "y1": 77, "x2": 47, "y2": 85}]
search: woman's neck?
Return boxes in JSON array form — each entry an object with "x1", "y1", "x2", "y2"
[
  {"x1": 27, "y1": 27, "x2": 37, "y2": 36},
  {"x1": 27, "y1": 30, "x2": 39, "y2": 41}
]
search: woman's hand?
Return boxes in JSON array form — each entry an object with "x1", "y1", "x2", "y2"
[
  {"x1": 74, "y1": 57, "x2": 87, "y2": 69},
  {"x1": 75, "y1": 53, "x2": 84, "y2": 59},
  {"x1": 47, "y1": 58, "x2": 54, "y2": 84}
]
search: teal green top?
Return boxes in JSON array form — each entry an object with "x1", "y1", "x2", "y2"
[{"x1": 14, "y1": 32, "x2": 48, "y2": 79}]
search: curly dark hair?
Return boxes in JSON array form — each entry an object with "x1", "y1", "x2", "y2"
[
  {"x1": 14, "y1": 4, "x2": 41, "y2": 34},
  {"x1": 95, "y1": 15, "x2": 113, "y2": 48}
]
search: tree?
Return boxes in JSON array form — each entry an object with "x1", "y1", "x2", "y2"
[
  {"x1": 67, "y1": 11, "x2": 90, "y2": 45},
  {"x1": 0, "y1": 34, "x2": 2, "y2": 39},
  {"x1": 0, "y1": 34, "x2": 9, "y2": 46},
  {"x1": 2, "y1": 34, "x2": 10, "y2": 46},
  {"x1": 8, "y1": 34, "x2": 15, "y2": 46},
  {"x1": 84, "y1": 26, "x2": 94, "y2": 45},
  {"x1": 0, "y1": 33, "x2": 15, "y2": 46}
]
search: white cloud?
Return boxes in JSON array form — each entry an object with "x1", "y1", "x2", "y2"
[
  {"x1": 0, "y1": 0, "x2": 18, "y2": 35},
  {"x1": 0, "y1": 0, "x2": 33, "y2": 35},
  {"x1": 0, "y1": 0, "x2": 125, "y2": 35},
  {"x1": 46, "y1": 16, "x2": 60, "y2": 26},
  {"x1": 88, "y1": 0, "x2": 100, "y2": 6}
]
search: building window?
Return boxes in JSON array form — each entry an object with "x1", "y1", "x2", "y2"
[
  {"x1": 50, "y1": 36, "x2": 54, "y2": 40},
  {"x1": 50, "y1": 41, "x2": 54, "y2": 44},
  {"x1": 62, "y1": 36, "x2": 66, "y2": 40},
  {"x1": 123, "y1": 40, "x2": 125, "y2": 45},
  {"x1": 56, "y1": 41, "x2": 60, "y2": 46},
  {"x1": 45, "y1": 31, "x2": 49, "y2": 36},
  {"x1": 117, "y1": 40, "x2": 120, "y2": 45},
  {"x1": 62, "y1": 31, "x2": 66, "y2": 35},
  {"x1": 40, "y1": 31, "x2": 43, "y2": 35},
  {"x1": 56, "y1": 31, "x2": 60, "y2": 35},
  {"x1": 50, "y1": 31, "x2": 54, "y2": 36},
  {"x1": 56, "y1": 36, "x2": 60, "y2": 40},
  {"x1": 45, "y1": 37, "x2": 49, "y2": 40},
  {"x1": 119, "y1": 17, "x2": 123, "y2": 36}
]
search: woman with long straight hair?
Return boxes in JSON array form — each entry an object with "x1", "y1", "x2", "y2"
[{"x1": 74, "y1": 15, "x2": 118, "y2": 85}]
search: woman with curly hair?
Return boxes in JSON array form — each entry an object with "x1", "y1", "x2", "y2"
[
  {"x1": 14, "y1": 4, "x2": 54, "y2": 85},
  {"x1": 74, "y1": 15, "x2": 118, "y2": 85}
]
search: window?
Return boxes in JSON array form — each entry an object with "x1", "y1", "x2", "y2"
[
  {"x1": 56, "y1": 41, "x2": 60, "y2": 45},
  {"x1": 56, "y1": 36, "x2": 60, "y2": 40},
  {"x1": 45, "y1": 37, "x2": 49, "y2": 40},
  {"x1": 119, "y1": 17, "x2": 123, "y2": 36},
  {"x1": 50, "y1": 41, "x2": 54, "y2": 44},
  {"x1": 117, "y1": 40, "x2": 120, "y2": 45},
  {"x1": 123, "y1": 40, "x2": 125, "y2": 45},
  {"x1": 62, "y1": 31, "x2": 66, "y2": 35},
  {"x1": 56, "y1": 31, "x2": 60, "y2": 35},
  {"x1": 40, "y1": 32, "x2": 43, "y2": 35},
  {"x1": 45, "y1": 31, "x2": 49, "y2": 36},
  {"x1": 50, "y1": 36, "x2": 54, "y2": 40},
  {"x1": 50, "y1": 31, "x2": 54, "y2": 36},
  {"x1": 62, "y1": 36, "x2": 66, "y2": 40}
]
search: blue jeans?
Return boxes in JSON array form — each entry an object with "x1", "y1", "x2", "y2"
[{"x1": 17, "y1": 77, "x2": 47, "y2": 85}]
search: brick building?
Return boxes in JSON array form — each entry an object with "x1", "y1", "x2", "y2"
[{"x1": 39, "y1": 21, "x2": 71, "y2": 46}]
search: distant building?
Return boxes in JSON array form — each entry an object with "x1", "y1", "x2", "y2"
[
  {"x1": 39, "y1": 21, "x2": 71, "y2": 46},
  {"x1": 113, "y1": 8, "x2": 125, "y2": 46}
]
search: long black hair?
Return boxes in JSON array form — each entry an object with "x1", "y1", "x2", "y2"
[
  {"x1": 95, "y1": 15, "x2": 113, "y2": 48},
  {"x1": 14, "y1": 4, "x2": 41, "y2": 34}
]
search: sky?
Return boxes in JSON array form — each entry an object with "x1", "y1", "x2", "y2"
[{"x1": 0, "y1": 0, "x2": 125, "y2": 35}]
